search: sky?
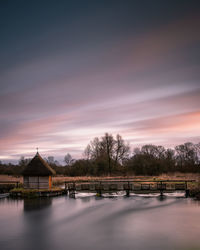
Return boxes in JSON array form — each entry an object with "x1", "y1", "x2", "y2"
[{"x1": 0, "y1": 0, "x2": 200, "y2": 163}]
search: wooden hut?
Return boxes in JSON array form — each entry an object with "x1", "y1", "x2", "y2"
[{"x1": 22, "y1": 152, "x2": 56, "y2": 189}]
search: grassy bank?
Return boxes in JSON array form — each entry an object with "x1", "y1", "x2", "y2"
[
  {"x1": 1, "y1": 173, "x2": 199, "y2": 185},
  {"x1": 0, "y1": 183, "x2": 16, "y2": 193},
  {"x1": 10, "y1": 187, "x2": 63, "y2": 198},
  {"x1": 52, "y1": 173, "x2": 200, "y2": 186}
]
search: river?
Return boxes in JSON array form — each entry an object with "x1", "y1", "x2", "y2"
[{"x1": 0, "y1": 193, "x2": 200, "y2": 250}]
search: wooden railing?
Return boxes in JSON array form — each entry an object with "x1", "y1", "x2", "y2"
[{"x1": 64, "y1": 179, "x2": 196, "y2": 198}]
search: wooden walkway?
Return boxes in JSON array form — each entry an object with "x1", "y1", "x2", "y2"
[{"x1": 64, "y1": 179, "x2": 196, "y2": 198}]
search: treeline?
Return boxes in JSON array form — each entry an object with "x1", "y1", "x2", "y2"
[
  {"x1": 0, "y1": 133, "x2": 200, "y2": 176},
  {"x1": 64, "y1": 135, "x2": 200, "y2": 176}
]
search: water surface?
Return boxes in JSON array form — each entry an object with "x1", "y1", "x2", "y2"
[{"x1": 0, "y1": 193, "x2": 200, "y2": 250}]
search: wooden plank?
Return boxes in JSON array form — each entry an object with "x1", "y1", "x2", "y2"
[
  {"x1": 175, "y1": 184, "x2": 186, "y2": 190},
  {"x1": 141, "y1": 184, "x2": 150, "y2": 190}
]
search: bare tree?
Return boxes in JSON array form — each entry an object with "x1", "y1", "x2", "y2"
[
  {"x1": 83, "y1": 144, "x2": 92, "y2": 160},
  {"x1": 101, "y1": 133, "x2": 115, "y2": 175},
  {"x1": 114, "y1": 134, "x2": 130, "y2": 165},
  {"x1": 18, "y1": 156, "x2": 31, "y2": 166},
  {"x1": 84, "y1": 133, "x2": 130, "y2": 175},
  {"x1": 47, "y1": 156, "x2": 55, "y2": 164},
  {"x1": 64, "y1": 153, "x2": 74, "y2": 166},
  {"x1": 175, "y1": 142, "x2": 198, "y2": 167},
  {"x1": 91, "y1": 137, "x2": 101, "y2": 159}
]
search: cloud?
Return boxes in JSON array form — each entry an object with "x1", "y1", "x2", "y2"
[{"x1": 0, "y1": 5, "x2": 200, "y2": 162}]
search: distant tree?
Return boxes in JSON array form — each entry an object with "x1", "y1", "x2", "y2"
[
  {"x1": 114, "y1": 134, "x2": 130, "y2": 165},
  {"x1": 84, "y1": 133, "x2": 130, "y2": 175},
  {"x1": 47, "y1": 156, "x2": 55, "y2": 165},
  {"x1": 54, "y1": 160, "x2": 60, "y2": 166},
  {"x1": 90, "y1": 137, "x2": 102, "y2": 159},
  {"x1": 101, "y1": 133, "x2": 115, "y2": 175},
  {"x1": 175, "y1": 142, "x2": 199, "y2": 171},
  {"x1": 83, "y1": 144, "x2": 92, "y2": 160},
  {"x1": 64, "y1": 153, "x2": 74, "y2": 166},
  {"x1": 164, "y1": 148, "x2": 176, "y2": 172},
  {"x1": 195, "y1": 143, "x2": 200, "y2": 164},
  {"x1": 18, "y1": 156, "x2": 31, "y2": 167},
  {"x1": 126, "y1": 144, "x2": 168, "y2": 175}
]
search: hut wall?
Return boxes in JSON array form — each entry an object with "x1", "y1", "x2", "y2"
[
  {"x1": 23, "y1": 176, "x2": 29, "y2": 189},
  {"x1": 39, "y1": 176, "x2": 49, "y2": 189},
  {"x1": 23, "y1": 176, "x2": 50, "y2": 189}
]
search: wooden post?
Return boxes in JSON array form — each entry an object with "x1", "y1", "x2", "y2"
[
  {"x1": 97, "y1": 181, "x2": 102, "y2": 197},
  {"x1": 69, "y1": 191, "x2": 75, "y2": 198},
  {"x1": 160, "y1": 181, "x2": 164, "y2": 196},
  {"x1": 126, "y1": 181, "x2": 130, "y2": 196},
  {"x1": 65, "y1": 182, "x2": 68, "y2": 195},
  {"x1": 185, "y1": 181, "x2": 189, "y2": 198},
  {"x1": 69, "y1": 182, "x2": 76, "y2": 198}
]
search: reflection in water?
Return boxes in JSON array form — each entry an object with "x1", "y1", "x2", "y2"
[
  {"x1": 22, "y1": 198, "x2": 53, "y2": 250},
  {"x1": 157, "y1": 194, "x2": 167, "y2": 202},
  {"x1": 0, "y1": 194, "x2": 200, "y2": 250},
  {"x1": 24, "y1": 198, "x2": 52, "y2": 211}
]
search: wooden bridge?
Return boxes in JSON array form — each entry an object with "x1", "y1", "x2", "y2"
[{"x1": 64, "y1": 179, "x2": 196, "y2": 198}]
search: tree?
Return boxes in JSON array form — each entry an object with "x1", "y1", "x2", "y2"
[
  {"x1": 64, "y1": 153, "x2": 74, "y2": 166},
  {"x1": 47, "y1": 156, "x2": 55, "y2": 165},
  {"x1": 100, "y1": 133, "x2": 115, "y2": 175},
  {"x1": 126, "y1": 144, "x2": 168, "y2": 175},
  {"x1": 18, "y1": 156, "x2": 31, "y2": 167},
  {"x1": 83, "y1": 144, "x2": 92, "y2": 160},
  {"x1": 175, "y1": 142, "x2": 199, "y2": 170},
  {"x1": 114, "y1": 134, "x2": 130, "y2": 165},
  {"x1": 90, "y1": 137, "x2": 101, "y2": 159},
  {"x1": 84, "y1": 133, "x2": 130, "y2": 175}
]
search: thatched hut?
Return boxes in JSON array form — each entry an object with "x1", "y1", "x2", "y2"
[{"x1": 22, "y1": 152, "x2": 56, "y2": 189}]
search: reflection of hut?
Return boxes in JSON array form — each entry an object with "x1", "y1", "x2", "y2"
[
  {"x1": 22, "y1": 152, "x2": 56, "y2": 189},
  {"x1": 24, "y1": 198, "x2": 52, "y2": 211}
]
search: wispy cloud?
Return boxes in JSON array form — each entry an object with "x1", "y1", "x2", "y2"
[{"x1": 0, "y1": 2, "x2": 200, "y2": 162}]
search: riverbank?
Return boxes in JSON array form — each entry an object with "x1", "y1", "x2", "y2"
[
  {"x1": 0, "y1": 173, "x2": 199, "y2": 184},
  {"x1": 10, "y1": 187, "x2": 64, "y2": 198},
  {"x1": 1, "y1": 173, "x2": 200, "y2": 199}
]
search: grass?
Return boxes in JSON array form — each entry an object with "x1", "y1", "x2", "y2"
[
  {"x1": 10, "y1": 187, "x2": 63, "y2": 198},
  {"x1": 1, "y1": 173, "x2": 199, "y2": 187},
  {"x1": 11, "y1": 187, "x2": 62, "y2": 193},
  {"x1": 52, "y1": 173, "x2": 200, "y2": 186},
  {"x1": 2, "y1": 173, "x2": 199, "y2": 199}
]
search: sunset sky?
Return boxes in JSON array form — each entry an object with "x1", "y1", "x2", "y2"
[{"x1": 0, "y1": 0, "x2": 200, "y2": 163}]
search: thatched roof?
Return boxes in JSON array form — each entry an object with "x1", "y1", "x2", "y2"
[{"x1": 22, "y1": 153, "x2": 56, "y2": 176}]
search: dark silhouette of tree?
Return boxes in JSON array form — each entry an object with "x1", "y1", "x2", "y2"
[
  {"x1": 19, "y1": 156, "x2": 31, "y2": 167},
  {"x1": 47, "y1": 156, "x2": 55, "y2": 165},
  {"x1": 114, "y1": 134, "x2": 130, "y2": 165},
  {"x1": 64, "y1": 153, "x2": 75, "y2": 166},
  {"x1": 0, "y1": 139, "x2": 199, "y2": 176},
  {"x1": 84, "y1": 133, "x2": 130, "y2": 175}
]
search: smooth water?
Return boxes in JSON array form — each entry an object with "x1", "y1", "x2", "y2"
[{"x1": 0, "y1": 193, "x2": 200, "y2": 250}]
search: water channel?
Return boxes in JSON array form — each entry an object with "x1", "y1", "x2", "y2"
[{"x1": 0, "y1": 193, "x2": 200, "y2": 250}]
